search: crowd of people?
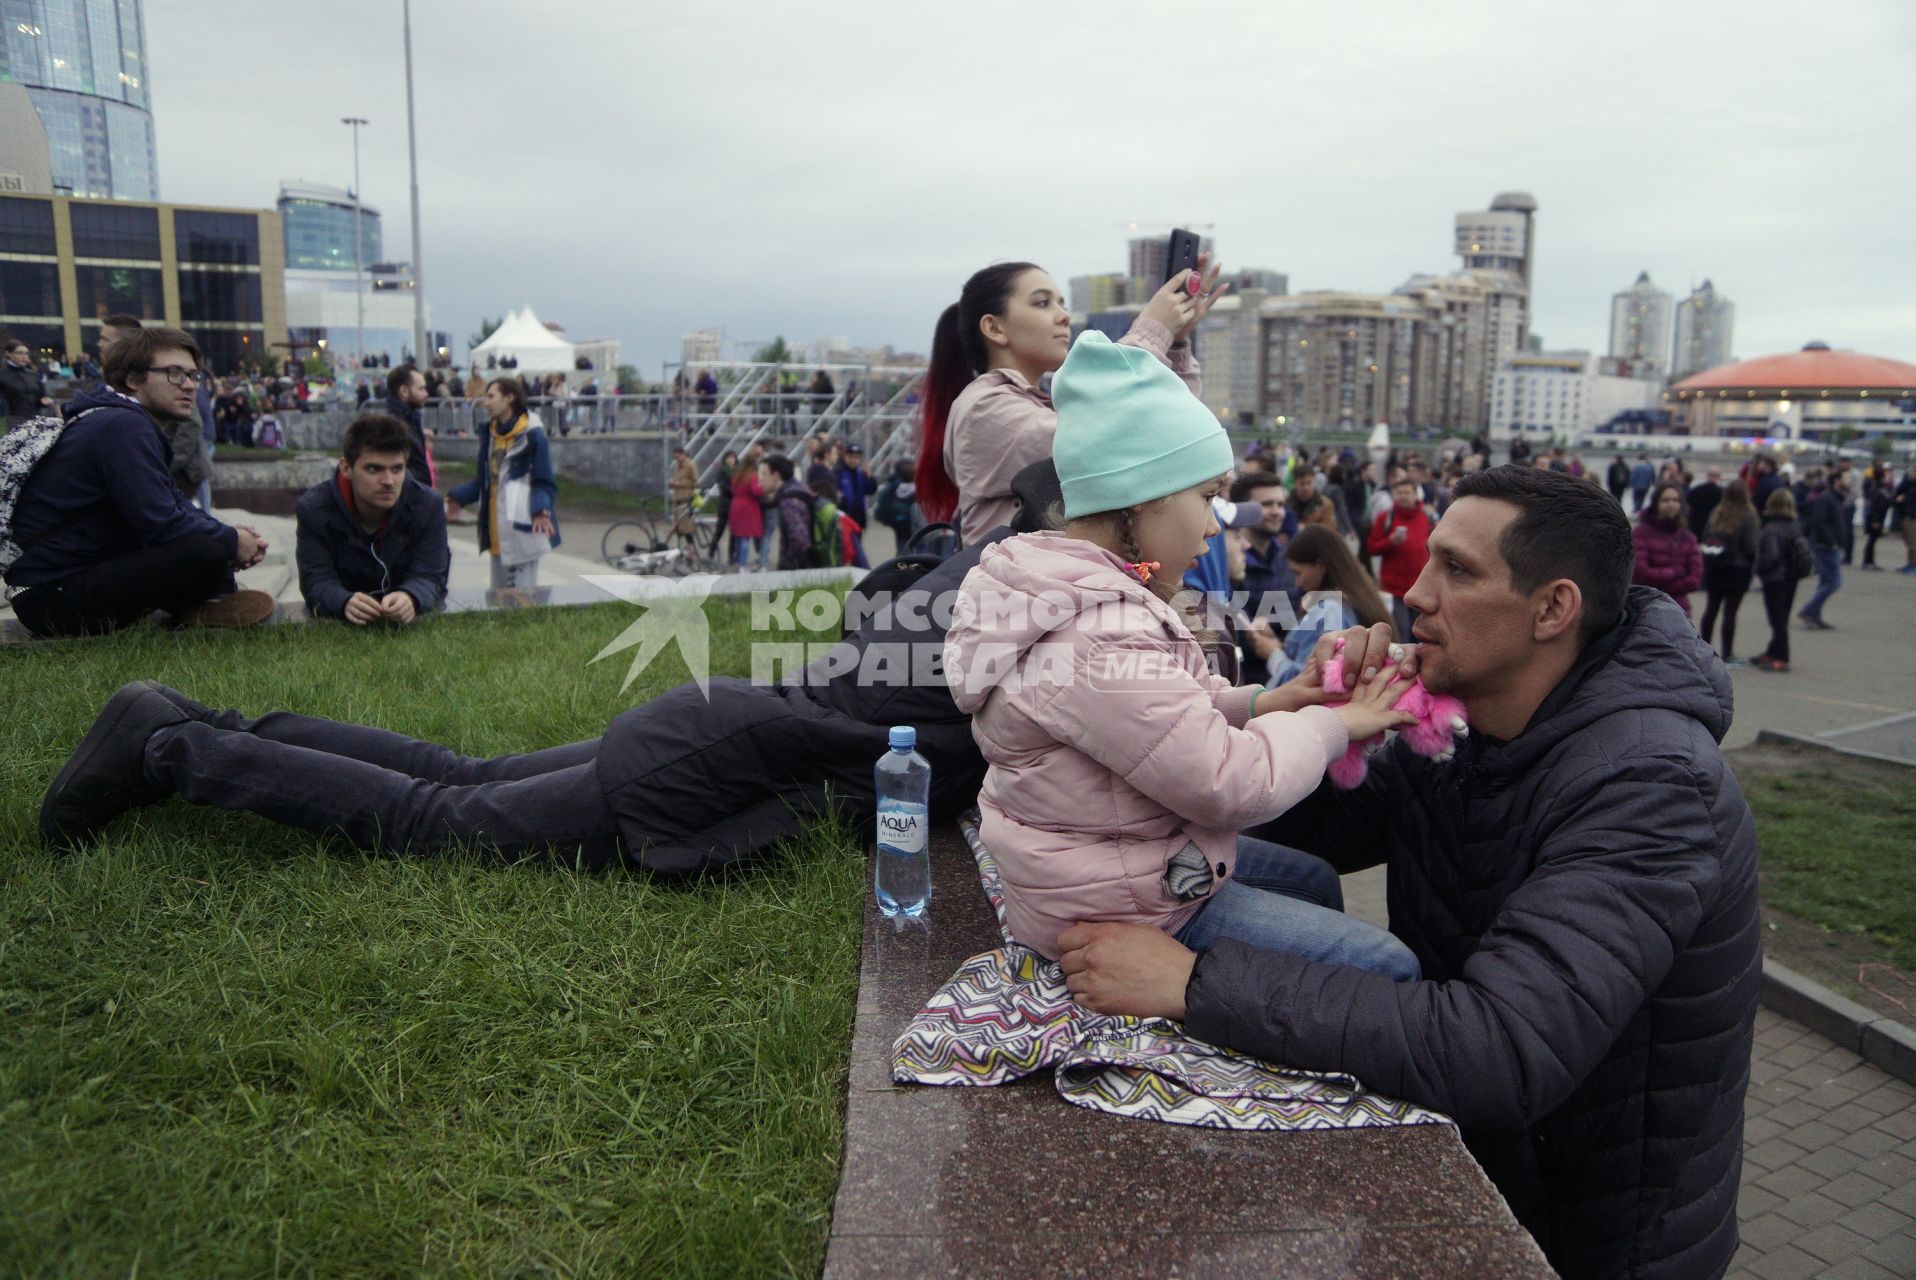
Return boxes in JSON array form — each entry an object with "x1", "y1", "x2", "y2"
[
  {"x1": 10, "y1": 259, "x2": 1914, "y2": 1280},
  {"x1": 0, "y1": 316, "x2": 567, "y2": 633}
]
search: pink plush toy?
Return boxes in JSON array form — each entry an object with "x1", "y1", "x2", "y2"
[{"x1": 1320, "y1": 637, "x2": 1469, "y2": 788}]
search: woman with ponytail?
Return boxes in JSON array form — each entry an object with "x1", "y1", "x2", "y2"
[{"x1": 916, "y1": 258, "x2": 1225, "y2": 537}]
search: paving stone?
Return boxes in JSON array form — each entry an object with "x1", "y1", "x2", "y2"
[
  {"x1": 1761, "y1": 1098, "x2": 1826, "y2": 1129},
  {"x1": 1772, "y1": 1190, "x2": 1848, "y2": 1230},
  {"x1": 1868, "y1": 1105, "x2": 1916, "y2": 1140},
  {"x1": 1741, "y1": 1114, "x2": 1785, "y2": 1147},
  {"x1": 1784, "y1": 1118, "x2": 1850, "y2": 1155},
  {"x1": 1858, "y1": 1232, "x2": 1916, "y2": 1274},
  {"x1": 1797, "y1": 1140, "x2": 1869, "y2": 1180},
  {"x1": 1797, "y1": 1081, "x2": 1862, "y2": 1110},
  {"x1": 1765, "y1": 1040, "x2": 1824, "y2": 1070},
  {"x1": 1742, "y1": 1242, "x2": 1832, "y2": 1280},
  {"x1": 1813, "y1": 1255, "x2": 1901, "y2": 1280},
  {"x1": 1744, "y1": 1137, "x2": 1812, "y2": 1173},
  {"x1": 1795, "y1": 1221, "x2": 1877, "y2": 1265},
  {"x1": 1836, "y1": 1127, "x2": 1903, "y2": 1160},
  {"x1": 1736, "y1": 1183, "x2": 1786, "y2": 1221},
  {"x1": 1736, "y1": 1209, "x2": 1808, "y2": 1255},
  {"x1": 1851, "y1": 1082, "x2": 1916, "y2": 1117},
  {"x1": 1837, "y1": 1200, "x2": 1916, "y2": 1245},
  {"x1": 1753, "y1": 1163, "x2": 1826, "y2": 1200},
  {"x1": 1817, "y1": 1168, "x2": 1893, "y2": 1210}
]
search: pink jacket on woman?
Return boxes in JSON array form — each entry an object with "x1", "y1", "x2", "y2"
[
  {"x1": 943, "y1": 317, "x2": 1200, "y2": 539},
  {"x1": 944, "y1": 533, "x2": 1350, "y2": 960}
]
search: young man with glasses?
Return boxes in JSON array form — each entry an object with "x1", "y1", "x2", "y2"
[{"x1": 4, "y1": 326, "x2": 276, "y2": 637}]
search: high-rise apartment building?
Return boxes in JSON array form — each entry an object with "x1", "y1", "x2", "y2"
[
  {"x1": 1258, "y1": 292, "x2": 1433, "y2": 431},
  {"x1": 1608, "y1": 271, "x2": 1671, "y2": 379},
  {"x1": 1126, "y1": 232, "x2": 1212, "y2": 301},
  {"x1": 1671, "y1": 280, "x2": 1735, "y2": 381},
  {"x1": 1068, "y1": 273, "x2": 1127, "y2": 313},
  {"x1": 1455, "y1": 192, "x2": 1536, "y2": 293},
  {"x1": 681, "y1": 329, "x2": 723, "y2": 366},
  {"x1": 0, "y1": 0, "x2": 159, "y2": 200}
]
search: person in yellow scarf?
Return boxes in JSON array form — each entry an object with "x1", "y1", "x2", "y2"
[{"x1": 445, "y1": 377, "x2": 560, "y2": 589}]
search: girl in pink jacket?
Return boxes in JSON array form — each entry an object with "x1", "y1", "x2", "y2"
[
  {"x1": 945, "y1": 332, "x2": 1422, "y2": 978},
  {"x1": 915, "y1": 257, "x2": 1227, "y2": 540}
]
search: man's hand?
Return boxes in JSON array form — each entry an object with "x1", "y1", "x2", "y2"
[
  {"x1": 1303, "y1": 622, "x2": 1415, "y2": 693},
  {"x1": 1057, "y1": 922, "x2": 1196, "y2": 1020},
  {"x1": 233, "y1": 524, "x2": 266, "y2": 568},
  {"x1": 445, "y1": 498, "x2": 463, "y2": 521},
  {"x1": 343, "y1": 592, "x2": 383, "y2": 625},
  {"x1": 1245, "y1": 616, "x2": 1278, "y2": 661},
  {"x1": 1389, "y1": 526, "x2": 1408, "y2": 546},
  {"x1": 379, "y1": 591, "x2": 417, "y2": 624}
]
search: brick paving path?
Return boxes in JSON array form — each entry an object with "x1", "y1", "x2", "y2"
[{"x1": 1731, "y1": 1006, "x2": 1916, "y2": 1279}]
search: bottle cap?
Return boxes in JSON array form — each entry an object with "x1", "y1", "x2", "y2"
[{"x1": 889, "y1": 725, "x2": 916, "y2": 752}]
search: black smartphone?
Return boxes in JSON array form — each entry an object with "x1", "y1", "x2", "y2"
[{"x1": 1164, "y1": 227, "x2": 1201, "y2": 284}]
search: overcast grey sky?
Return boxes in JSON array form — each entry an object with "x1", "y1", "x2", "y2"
[{"x1": 151, "y1": 0, "x2": 1915, "y2": 377}]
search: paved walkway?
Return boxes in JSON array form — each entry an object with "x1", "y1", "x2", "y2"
[{"x1": 1733, "y1": 1008, "x2": 1916, "y2": 1278}]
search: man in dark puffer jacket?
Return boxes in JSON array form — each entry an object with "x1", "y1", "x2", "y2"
[{"x1": 1057, "y1": 466, "x2": 1760, "y2": 1280}]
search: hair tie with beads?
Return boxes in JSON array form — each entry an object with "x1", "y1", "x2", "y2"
[{"x1": 1128, "y1": 560, "x2": 1162, "y2": 584}]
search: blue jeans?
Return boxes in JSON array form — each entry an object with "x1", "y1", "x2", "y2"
[
  {"x1": 1802, "y1": 545, "x2": 1842, "y2": 619},
  {"x1": 1174, "y1": 837, "x2": 1421, "y2": 981},
  {"x1": 733, "y1": 535, "x2": 763, "y2": 568}
]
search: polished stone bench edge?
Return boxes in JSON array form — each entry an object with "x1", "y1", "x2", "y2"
[{"x1": 1761, "y1": 957, "x2": 1916, "y2": 1087}]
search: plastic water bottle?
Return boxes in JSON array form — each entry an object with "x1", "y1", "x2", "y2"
[{"x1": 873, "y1": 725, "x2": 931, "y2": 918}]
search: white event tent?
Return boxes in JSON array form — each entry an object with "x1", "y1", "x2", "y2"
[{"x1": 468, "y1": 306, "x2": 576, "y2": 375}]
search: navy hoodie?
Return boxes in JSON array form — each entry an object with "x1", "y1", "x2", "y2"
[{"x1": 5, "y1": 386, "x2": 237, "y2": 590}]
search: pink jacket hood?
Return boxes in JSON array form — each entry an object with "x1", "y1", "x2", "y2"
[{"x1": 944, "y1": 533, "x2": 1349, "y2": 959}]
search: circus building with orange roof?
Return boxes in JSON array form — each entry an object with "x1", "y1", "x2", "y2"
[{"x1": 1665, "y1": 342, "x2": 1916, "y2": 447}]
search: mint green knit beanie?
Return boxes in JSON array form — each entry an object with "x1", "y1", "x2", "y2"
[{"x1": 1052, "y1": 332, "x2": 1233, "y2": 519}]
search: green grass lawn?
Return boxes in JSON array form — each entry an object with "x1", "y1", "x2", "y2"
[
  {"x1": 433, "y1": 459, "x2": 666, "y2": 518},
  {"x1": 0, "y1": 602, "x2": 862, "y2": 1277},
  {"x1": 1738, "y1": 750, "x2": 1916, "y2": 972}
]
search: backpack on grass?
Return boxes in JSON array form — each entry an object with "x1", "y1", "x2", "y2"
[{"x1": 0, "y1": 407, "x2": 104, "y2": 585}]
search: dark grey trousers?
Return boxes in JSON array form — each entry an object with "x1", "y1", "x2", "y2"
[{"x1": 144, "y1": 710, "x2": 627, "y2": 868}]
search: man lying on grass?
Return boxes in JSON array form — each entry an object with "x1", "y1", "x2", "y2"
[{"x1": 37, "y1": 464, "x2": 1077, "y2": 876}]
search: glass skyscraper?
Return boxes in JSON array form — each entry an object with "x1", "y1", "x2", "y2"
[
  {"x1": 0, "y1": 0, "x2": 158, "y2": 200},
  {"x1": 278, "y1": 181, "x2": 382, "y2": 271}
]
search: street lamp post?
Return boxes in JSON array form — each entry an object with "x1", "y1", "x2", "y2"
[
  {"x1": 403, "y1": 0, "x2": 427, "y2": 366},
  {"x1": 341, "y1": 116, "x2": 368, "y2": 377}
]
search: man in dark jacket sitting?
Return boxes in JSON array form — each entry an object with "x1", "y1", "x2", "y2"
[
  {"x1": 5, "y1": 326, "x2": 273, "y2": 637},
  {"x1": 294, "y1": 413, "x2": 450, "y2": 624},
  {"x1": 1057, "y1": 465, "x2": 1760, "y2": 1280}
]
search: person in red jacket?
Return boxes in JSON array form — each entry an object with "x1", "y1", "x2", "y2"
[
  {"x1": 1366, "y1": 477, "x2": 1432, "y2": 640},
  {"x1": 1631, "y1": 482, "x2": 1704, "y2": 617}
]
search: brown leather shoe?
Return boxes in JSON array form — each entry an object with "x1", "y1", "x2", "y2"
[{"x1": 181, "y1": 589, "x2": 276, "y2": 629}]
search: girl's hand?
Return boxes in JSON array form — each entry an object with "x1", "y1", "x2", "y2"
[
  {"x1": 532, "y1": 512, "x2": 556, "y2": 538},
  {"x1": 1139, "y1": 270, "x2": 1201, "y2": 339},
  {"x1": 1176, "y1": 252, "x2": 1231, "y2": 343},
  {"x1": 1333, "y1": 665, "x2": 1419, "y2": 740}
]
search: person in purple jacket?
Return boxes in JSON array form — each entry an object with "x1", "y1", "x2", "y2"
[
  {"x1": 4, "y1": 326, "x2": 272, "y2": 637},
  {"x1": 1630, "y1": 481, "x2": 1703, "y2": 616}
]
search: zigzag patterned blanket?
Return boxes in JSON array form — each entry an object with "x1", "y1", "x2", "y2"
[{"x1": 889, "y1": 813, "x2": 1453, "y2": 1132}]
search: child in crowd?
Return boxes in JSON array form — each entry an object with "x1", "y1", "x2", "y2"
[{"x1": 944, "y1": 333, "x2": 1421, "y2": 978}]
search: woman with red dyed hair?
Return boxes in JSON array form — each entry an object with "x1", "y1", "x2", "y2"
[{"x1": 914, "y1": 259, "x2": 1224, "y2": 537}]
